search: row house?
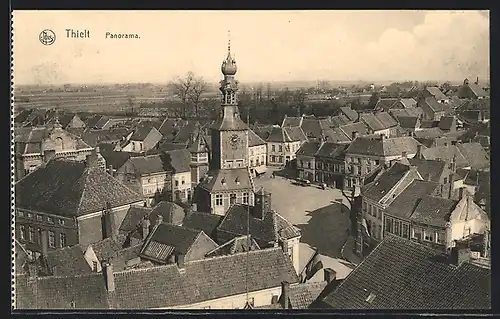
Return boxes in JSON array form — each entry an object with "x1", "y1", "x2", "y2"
[
  {"x1": 217, "y1": 188, "x2": 302, "y2": 275},
  {"x1": 344, "y1": 134, "x2": 422, "y2": 189},
  {"x1": 256, "y1": 126, "x2": 307, "y2": 167},
  {"x1": 296, "y1": 140, "x2": 348, "y2": 188},
  {"x1": 359, "y1": 112, "x2": 399, "y2": 137},
  {"x1": 248, "y1": 129, "x2": 268, "y2": 176},
  {"x1": 15, "y1": 247, "x2": 298, "y2": 310},
  {"x1": 14, "y1": 157, "x2": 144, "y2": 259},
  {"x1": 118, "y1": 123, "x2": 163, "y2": 153},
  {"x1": 14, "y1": 120, "x2": 96, "y2": 180}
]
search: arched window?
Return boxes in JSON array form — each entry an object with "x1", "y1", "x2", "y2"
[{"x1": 55, "y1": 137, "x2": 64, "y2": 150}]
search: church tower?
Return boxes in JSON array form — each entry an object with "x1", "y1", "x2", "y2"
[
  {"x1": 195, "y1": 34, "x2": 255, "y2": 216},
  {"x1": 210, "y1": 36, "x2": 250, "y2": 170}
]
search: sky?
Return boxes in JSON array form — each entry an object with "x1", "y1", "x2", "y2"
[{"x1": 12, "y1": 10, "x2": 490, "y2": 85}]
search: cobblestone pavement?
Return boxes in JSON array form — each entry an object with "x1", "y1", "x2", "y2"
[{"x1": 254, "y1": 168, "x2": 355, "y2": 282}]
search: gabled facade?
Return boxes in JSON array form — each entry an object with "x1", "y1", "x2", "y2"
[{"x1": 121, "y1": 125, "x2": 163, "y2": 153}]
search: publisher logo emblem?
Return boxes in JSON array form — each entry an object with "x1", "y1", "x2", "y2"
[{"x1": 39, "y1": 29, "x2": 56, "y2": 46}]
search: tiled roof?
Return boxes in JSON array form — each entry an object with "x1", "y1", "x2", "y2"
[
  {"x1": 338, "y1": 122, "x2": 370, "y2": 140},
  {"x1": 410, "y1": 195, "x2": 458, "y2": 227},
  {"x1": 158, "y1": 118, "x2": 186, "y2": 137},
  {"x1": 438, "y1": 116, "x2": 456, "y2": 131},
  {"x1": 360, "y1": 112, "x2": 398, "y2": 131},
  {"x1": 464, "y1": 83, "x2": 488, "y2": 98},
  {"x1": 456, "y1": 143, "x2": 490, "y2": 170},
  {"x1": 420, "y1": 97, "x2": 450, "y2": 113},
  {"x1": 287, "y1": 281, "x2": 328, "y2": 309},
  {"x1": 119, "y1": 206, "x2": 152, "y2": 233},
  {"x1": 157, "y1": 141, "x2": 188, "y2": 152},
  {"x1": 44, "y1": 245, "x2": 92, "y2": 276},
  {"x1": 301, "y1": 117, "x2": 326, "y2": 139},
  {"x1": 282, "y1": 115, "x2": 303, "y2": 127},
  {"x1": 414, "y1": 127, "x2": 445, "y2": 139},
  {"x1": 425, "y1": 87, "x2": 448, "y2": 100},
  {"x1": 323, "y1": 128, "x2": 351, "y2": 143},
  {"x1": 140, "y1": 223, "x2": 206, "y2": 263},
  {"x1": 182, "y1": 212, "x2": 223, "y2": 238},
  {"x1": 198, "y1": 168, "x2": 254, "y2": 192},
  {"x1": 130, "y1": 124, "x2": 155, "y2": 141},
  {"x1": 14, "y1": 127, "x2": 93, "y2": 155},
  {"x1": 374, "y1": 98, "x2": 397, "y2": 111},
  {"x1": 346, "y1": 136, "x2": 421, "y2": 157},
  {"x1": 127, "y1": 154, "x2": 166, "y2": 175},
  {"x1": 15, "y1": 159, "x2": 143, "y2": 217},
  {"x1": 90, "y1": 237, "x2": 127, "y2": 262},
  {"x1": 81, "y1": 128, "x2": 130, "y2": 147},
  {"x1": 389, "y1": 107, "x2": 424, "y2": 118},
  {"x1": 164, "y1": 149, "x2": 191, "y2": 173},
  {"x1": 420, "y1": 145, "x2": 470, "y2": 169},
  {"x1": 150, "y1": 201, "x2": 185, "y2": 226},
  {"x1": 386, "y1": 180, "x2": 439, "y2": 219},
  {"x1": 339, "y1": 107, "x2": 359, "y2": 122},
  {"x1": 100, "y1": 150, "x2": 132, "y2": 170},
  {"x1": 407, "y1": 158, "x2": 446, "y2": 183},
  {"x1": 329, "y1": 115, "x2": 350, "y2": 127},
  {"x1": 315, "y1": 142, "x2": 348, "y2": 159},
  {"x1": 321, "y1": 235, "x2": 491, "y2": 309},
  {"x1": 362, "y1": 163, "x2": 411, "y2": 202},
  {"x1": 218, "y1": 204, "x2": 301, "y2": 245},
  {"x1": 399, "y1": 98, "x2": 417, "y2": 108},
  {"x1": 458, "y1": 99, "x2": 490, "y2": 111},
  {"x1": 248, "y1": 128, "x2": 266, "y2": 147},
  {"x1": 205, "y1": 235, "x2": 260, "y2": 258},
  {"x1": 94, "y1": 117, "x2": 111, "y2": 129},
  {"x1": 397, "y1": 116, "x2": 419, "y2": 129},
  {"x1": 296, "y1": 141, "x2": 322, "y2": 157}
]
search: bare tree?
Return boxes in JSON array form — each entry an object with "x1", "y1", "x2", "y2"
[
  {"x1": 188, "y1": 76, "x2": 208, "y2": 118},
  {"x1": 266, "y1": 82, "x2": 272, "y2": 101},
  {"x1": 169, "y1": 71, "x2": 195, "y2": 118}
]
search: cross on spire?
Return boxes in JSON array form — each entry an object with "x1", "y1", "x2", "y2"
[{"x1": 227, "y1": 30, "x2": 231, "y2": 54}]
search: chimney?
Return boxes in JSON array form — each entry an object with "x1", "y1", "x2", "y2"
[
  {"x1": 483, "y1": 229, "x2": 490, "y2": 258},
  {"x1": 475, "y1": 77, "x2": 479, "y2": 85},
  {"x1": 43, "y1": 149, "x2": 56, "y2": 163},
  {"x1": 416, "y1": 144, "x2": 423, "y2": 159},
  {"x1": 141, "y1": 218, "x2": 151, "y2": 240},
  {"x1": 108, "y1": 165, "x2": 114, "y2": 177},
  {"x1": 156, "y1": 214, "x2": 164, "y2": 226},
  {"x1": 324, "y1": 268, "x2": 337, "y2": 284},
  {"x1": 41, "y1": 230, "x2": 49, "y2": 257},
  {"x1": 351, "y1": 131, "x2": 359, "y2": 140},
  {"x1": 450, "y1": 246, "x2": 471, "y2": 267},
  {"x1": 102, "y1": 262, "x2": 115, "y2": 293},
  {"x1": 175, "y1": 252, "x2": 185, "y2": 270},
  {"x1": 190, "y1": 203, "x2": 197, "y2": 212},
  {"x1": 253, "y1": 188, "x2": 271, "y2": 220},
  {"x1": 401, "y1": 151, "x2": 407, "y2": 159},
  {"x1": 281, "y1": 281, "x2": 290, "y2": 310}
]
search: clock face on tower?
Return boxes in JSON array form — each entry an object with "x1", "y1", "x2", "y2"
[{"x1": 229, "y1": 134, "x2": 240, "y2": 149}]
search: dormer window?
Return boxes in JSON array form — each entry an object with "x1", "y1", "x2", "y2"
[
  {"x1": 235, "y1": 177, "x2": 240, "y2": 185},
  {"x1": 221, "y1": 178, "x2": 226, "y2": 185}
]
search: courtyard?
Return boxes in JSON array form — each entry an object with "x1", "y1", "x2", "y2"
[{"x1": 254, "y1": 168, "x2": 356, "y2": 282}]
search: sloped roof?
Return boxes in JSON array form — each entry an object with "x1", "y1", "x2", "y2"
[
  {"x1": 339, "y1": 107, "x2": 359, "y2": 122},
  {"x1": 385, "y1": 180, "x2": 440, "y2": 219},
  {"x1": 100, "y1": 150, "x2": 132, "y2": 170},
  {"x1": 44, "y1": 245, "x2": 92, "y2": 276},
  {"x1": 410, "y1": 195, "x2": 458, "y2": 227},
  {"x1": 360, "y1": 112, "x2": 398, "y2": 131},
  {"x1": 164, "y1": 149, "x2": 191, "y2": 173},
  {"x1": 198, "y1": 168, "x2": 253, "y2": 192},
  {"x1": 188, "y1": 131, "x2": 210, "y2": 153},
  {"x1": 285, "y1": 126, "x2": 308, "y2": 142},
  {"x1": 158, "y1": 118, "x2": 186, "y2": 137},
  {"x1": 323, "y1": 128, "x2": 351, "y2": 143},
  {"x1": 126, "y1": 154, "x2": 166, "y2": 176},
  {"x1": 420, "y1": 145, "x2": 470, "y2": 169},
  {"x1": 89, "y1": 237, "x2": 126, "y2": 262},
  {"x1": 320, "y1": 235, "x2": 491, "y2": 309},
  {"x1": 205, "y1": 235, "x2": 260, "y2": 258},
  {"x1": 362, "y1": 163, "x2": 411, "y2": 202},
  {"x1": 407, "y1": 158, "x2": 446, "y2": 183},
  {"x1": 287, "y1": 281, "x2": 328, "y2": 309},
  {"x1": 218, "y1": 204, "x2": 301, "y2": 244},
  {"x1": 425, "y1": 87, "x2": 448, "y2": 100},
  {"x1": 248, "y1": 128, "x2": 266, "y2": 147},
  {"x1": 130, "y1": 124, "x2": 158, "y2": 141},
  {"x1": 315, "y1": 142, "x2": 348, "y2": 159},
  {"x1": 82, "y1": 128, "x2": 130, "y2": 147},
  {"x1": 338, "y1": 122, "x2": 370, "y2": 140},
  {"x1": 456, "y1": 143, "x2": 490, "y2": 170},
  {"x1": 15, "y1": 159, "x2": 143, "y2": 217},
  {"x1": 119, "y1": 206, "x2": 152, "y2": 233},
  {"x1": 211, "y1": 108, "x2": 248, "y2": 131},
  {"x1": 15, "y1": 126, "x2": 93, "y2": 155},
  {"x1": 150, "y1": 201, "x2": 185, "y2": 226},
  {"x1": 438, "y1": 116, "x2": 456, "y2": 131},
  {"x1": 374, "y1": 98, "x2": 397, "y2": 111},
  {"x1": 346, "y1": 136, "x2": 421, "y2": 157},
  {"x1": 389, "y1": 107, "x2": 424, "y2": 118},
  {"x1": 296, "y1": 141, "x2": 322, "y2": 157},
  {"x1": 329, "y1": 115, "x2": 350, "y2": 127},
  {"x1": 182, "y1": 212, "x2": 223, "y2": 238},
  {"x1": 399, "y1": 98, "x2": 417, "y2": 108},
  {"x1": 397, "y1": 116, "x2": 419, "y2": 129},
  {"x1": 282, "y1": 116, "x2": 303, "y2": 127},
  {"x1": 464, "y1": 83, "x2": 488, "y2": 98},
  {"x1": 420, "y1": 97, "x2": 450, "y2": 113},
  {"x1": 414, "y1": 127, "x2": 445, "y2": 139}
]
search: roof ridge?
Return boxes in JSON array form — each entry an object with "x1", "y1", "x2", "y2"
[{"x1": 190, "y1": 246, "x2": 283, "y2": 265}]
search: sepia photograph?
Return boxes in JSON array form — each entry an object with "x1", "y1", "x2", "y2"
[{"x1": 11, "y1": 10, "x2": 490, "y2": 311}]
